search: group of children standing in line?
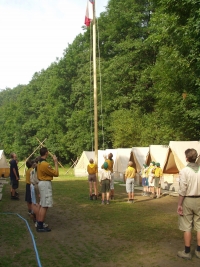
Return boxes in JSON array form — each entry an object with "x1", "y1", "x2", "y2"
[
  {"x1": 87, "y1": 156, "x2": 163, "y2": 204},
  {"x1": 25, "y1": 157, "x2": 49, "y2": 230},
  {"x1": 141, "y1": 161, "x2": 163, "y2": 199}
]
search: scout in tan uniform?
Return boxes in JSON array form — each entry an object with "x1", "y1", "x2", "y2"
[{"x1": 177, "y1": 148, "x2": 200, "y2": 259}]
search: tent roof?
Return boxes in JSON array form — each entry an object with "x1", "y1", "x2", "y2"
[
  {"x1": 114, "y1": 148, "x2": 132, "y2": 173},
  {"x1": 0, "y1": 150, "x2": 10, "y2": 168},
  {"x1": 168, "y1": 141, "x2": 200, "y2": 171},
  {"x1": 130, "y1": 147, "x2": 149, "y2": 172},
  {"x1": 147, "y1": 145, "x2": 169, "y2": 169}
]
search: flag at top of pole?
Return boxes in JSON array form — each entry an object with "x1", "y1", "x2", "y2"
[{"x1": 85, "y1": 0, "x2": 94, "y2": 27}]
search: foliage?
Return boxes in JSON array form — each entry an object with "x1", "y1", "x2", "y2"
[{"x1": 0, "y1": 0, "x2": 199, "y2": 163}]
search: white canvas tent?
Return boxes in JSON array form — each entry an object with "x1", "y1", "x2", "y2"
[
  {"x1": 161, "y1": 141, "x2": 200, "y2": 191},
  {"x1": 130, "y1": 147, "x2": 149, "y2": 185},
  {"x1": 74, "y1": 150, "x2": 105, "y2": 177},
  {"x1": 113, "y1": 148, "x2": 132, "y2": 181},
  {"x1": 130, "y1": 147, "x2": 149, "y2": 173},
  {"x1": 147, "y1": 145, "x2": 169, "y2": 169},
  {"x1": 0, "y1": 150, "x2": 10, "y2": 177}
]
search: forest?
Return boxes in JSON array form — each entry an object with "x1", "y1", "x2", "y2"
[{"x1": 0, "y1": 0, "x2": 199, "y2": 163}]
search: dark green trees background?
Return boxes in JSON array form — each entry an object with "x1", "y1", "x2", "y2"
[{"x1": 0, "y1": 0, "x2": 199, "y2": 163}]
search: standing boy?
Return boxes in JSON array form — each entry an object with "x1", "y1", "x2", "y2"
[
  {"x1": 154, "y1": 163, "x2": 163, "y2": 198},
  {"x1": 87, "y1": 158, "x2": 98, "y2": 200},
  {"x1": 10, "y1": 153, "x2": 19, "y2": 200},
  {"x1": 37, "y1": 147, "x2": 59, "y2": 232},
  {"x1": 147, "y1": 162, "x2": 156, "y2": 197},
  {"x1": 25, "y1": 160, "x2": 33, "y2": 215},
  {"x1": 125, "y1": 161, "x2": 136, "y2": 203},
  {"x1": 100, "y1": 162, "x2": 111, "y2": 205},
  {"x1": 103, "y1": 153, "x2": 114, "y2": 200},
  {"x1": 141, "y1": 164, "x2": 148, "y2": 196}
]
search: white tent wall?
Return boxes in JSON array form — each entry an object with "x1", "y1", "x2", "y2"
[
  {"x1": 148, "y1": 145, "x2": 169, "y2": 169},
  {"x1": 130, "y1": 147, "x2": 149, "y2": 185},
  {"x1": 74, "y1": 150, "x2": 105, "y2": 177},
  {"x1": 0, "y1": 150, "x2": 10, "y2": 177},
  {"x1": 161, "y1": 141, "x2": 200, "y2": 192},
  {"x1": 74, "y1": 151, "x2": 94, "y2": 177},
  {"x1": 113, "y1": 148, "x2": 132, "y2": 182}
]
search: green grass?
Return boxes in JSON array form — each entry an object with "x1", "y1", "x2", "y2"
[{"x1": 0, "y1": 167, "x2": 197, "y2": 267}]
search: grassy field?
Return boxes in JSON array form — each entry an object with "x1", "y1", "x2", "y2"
[{"x1": 0, "y1": 167, "x2": 199, "y2": 267}]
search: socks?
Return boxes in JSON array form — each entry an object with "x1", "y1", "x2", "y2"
[
  {"x1": 185, "y1": 246, "x2": 190, "y2": 253},
  {"x1": 38, "y1": 221, "x2": 43, "y2": 228}
]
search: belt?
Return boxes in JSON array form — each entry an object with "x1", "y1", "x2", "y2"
[{"x1": 186, "y1": 196, "x2": 200, "y2": 198}]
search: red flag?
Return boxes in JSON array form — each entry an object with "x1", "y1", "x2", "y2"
[{"x1": 85, "y1": 0, "x2": 94, "y2": 27}]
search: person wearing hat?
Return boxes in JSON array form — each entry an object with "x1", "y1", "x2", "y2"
[
  {"x1": 154, "y1": 163, "x2": 163, "y2": 198},
  {"x1": 99, "y1": 162, "x2": 111, "y2": 205},
  {"x1": 147, "y1": 161, "x2": 156, "y2": 197},
  {"x1": 141, "y1": 163, "x2": 149, "y2": 196},
  {"x1": 101, "y1": 153, "x2": 115, "y2": 200}
]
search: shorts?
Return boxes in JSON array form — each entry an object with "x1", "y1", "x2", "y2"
[
  {"x1": 30, "y1": 184, "x2": 37, "y2": 204},
  {"x1": 11, "y1": 178, "x2": 19, "y2": 190},
  {"x1": 25, "y1": 184, "x2": 32, "y2": 203},
  {"x1": 101, "y1": 179, "x2": 110, "y2": 193},
  {"x1": 142, "y1": 178, "x2": 148, "y2": 187},
  {"x1": 179, "y1": 197, "x2": 200, "y2": 232},
  {"x1": 88, "y1": 174, "x2": 97, "y2": 182},
  {"x1": 110, "y1": 173, "x2": 114, "y2": 190},
  {"x1": 148, "y1": 176, "x2": 154, "y2": 187},
  {"x1": 126, "y1": 178, "x2": 134, "y2": 193},
  {"x1": 154, "y1": 177, "x2": 161, "y2": 188},
  {"x1": 38, "y1": 181, "x2": 53, "y2": 208}
]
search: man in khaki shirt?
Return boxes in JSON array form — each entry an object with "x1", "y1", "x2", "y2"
[{"x1": 177, "y1": 148, "x2": 200, "y2": 260}]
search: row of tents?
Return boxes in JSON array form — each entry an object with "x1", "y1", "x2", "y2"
[
  {"x1": 1, "y1": 141, "x2": 200, "y2": 192},
  {"x1": 74, "y1": 141, "x2": 200, "y2": 192}
]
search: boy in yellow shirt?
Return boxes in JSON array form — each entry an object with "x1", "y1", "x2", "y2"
[
  {"x1": 125, "y1": 161, "x2": 136, "y2": 203},
  {"x1": 154, "y1": 162, "x2": 163, "y2": 198},
  {"x1": 87, "y1": 159, "x2": 98, "y2": 200}
]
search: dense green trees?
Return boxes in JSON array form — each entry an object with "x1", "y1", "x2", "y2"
[{"x1": 0, "y1": 0, "x2": 199, "y2": 162}]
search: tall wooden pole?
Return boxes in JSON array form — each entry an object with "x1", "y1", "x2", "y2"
[{"x1": 93, "y1": 1, "x2": 98, "y2": 166}]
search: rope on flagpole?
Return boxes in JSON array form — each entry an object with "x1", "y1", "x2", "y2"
[
  {"x1": 90, "y1": 22, "x2": 94, "y2": 152},
  {"x1": 96, "y1": 16, "x2": 105, "y2": 150}
]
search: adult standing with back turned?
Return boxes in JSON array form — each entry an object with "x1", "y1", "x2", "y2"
[
  {"x1": 37, "y1": 147, "x2": 59, "y2": 232},
  {"x1": 177, "y1": 148, "x2": 200, "y2": 259}
]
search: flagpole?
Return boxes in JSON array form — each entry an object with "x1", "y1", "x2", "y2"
[{"x1": 93, "y1": 1, "x2": 98, "y2": 166}]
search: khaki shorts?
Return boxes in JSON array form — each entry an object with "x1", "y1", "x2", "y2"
[
  {"x1": 38, "y1": 181, "x2": 53, "y2": 208},
  {"x1": 179, "y1": 197, "x2": 200, "y2": 232}
]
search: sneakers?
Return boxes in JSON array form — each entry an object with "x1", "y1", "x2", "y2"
[
  {"x1": 177, "y1": 250, "x2": 192, "y2": 260},
  {"x1": 101, "y1": 201, "x2": 105, "y2": 205},
  {"x1": 195, "y1": 250, "x2": 200, "y2": 259},
  {"x1": 36, "y1": 227, "x2": 51, "y2": 232},
  {"x1": 106, "y1": 200, "x2": 110, "y2": 205},
  {"x1": 11, "y1": 195, "x2": 19, "y2": 200},
  {"x1": 94, "y1": 195, "x2": 98, "y2": 200},
  {"x1": 89, "y1": 195, "x2": 93, "y2": 200},
  {"x1": 35, "y1": 222, "x2": 49, "y2": 228}
]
